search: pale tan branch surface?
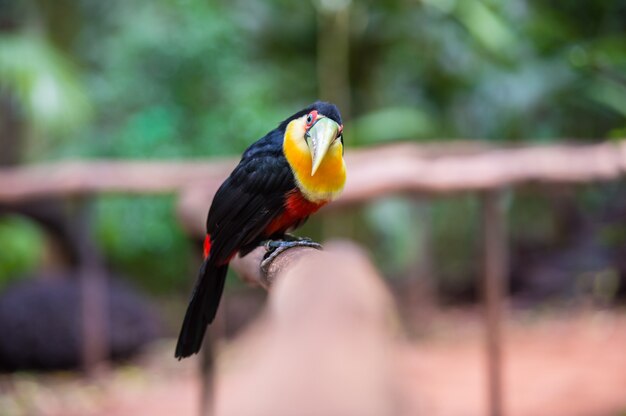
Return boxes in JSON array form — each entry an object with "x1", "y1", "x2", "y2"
[
  {"x1": 214, "y1": 241, "x2": 408, "y2": 416},
  {"x1": 230, "y1": 245, "x2": 319, "y2": 290}
]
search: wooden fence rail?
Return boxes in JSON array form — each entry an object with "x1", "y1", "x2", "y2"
[
  {"x1": 0, "y1": 140, "x2": 623, "y2": 202},
  {"x1": 2, "y1": 140, "x2": 624, "y2": 235}
]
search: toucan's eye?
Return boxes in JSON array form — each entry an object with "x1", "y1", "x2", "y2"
[{"x1": 305, "y1": 110, "x2": 317, "y2": 127}]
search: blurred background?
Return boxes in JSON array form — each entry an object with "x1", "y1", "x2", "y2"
[{"x1": 1, "y1": 0, "x2": 626, "y2": 415}]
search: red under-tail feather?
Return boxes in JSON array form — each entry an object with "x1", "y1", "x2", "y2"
[{"x1": 202, "y1": 234, "x2": 211, "y2": 259}]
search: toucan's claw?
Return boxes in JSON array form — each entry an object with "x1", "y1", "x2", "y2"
[
  {"x1": 282, "y1": 233, "x2": 313, "y2": 243},
  {"x1": 264, "y1": 239, "x2": 321, "y2": 253},
  {"x1": 260, "y1": 238, "x2": 322, "y2": 274}
]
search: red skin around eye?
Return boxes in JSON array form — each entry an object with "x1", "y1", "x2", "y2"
[{"x1": 306, "y1": 110, "x2": 318, "y2": 128}]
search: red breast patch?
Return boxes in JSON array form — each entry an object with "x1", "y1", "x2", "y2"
[{"x1": 264, "y1": 190, "x2": 327, "y2": 236}]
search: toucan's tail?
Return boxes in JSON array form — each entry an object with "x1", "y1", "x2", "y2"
[{"x1": 175, "y1": 259, "x2": 228, "y2": 359}]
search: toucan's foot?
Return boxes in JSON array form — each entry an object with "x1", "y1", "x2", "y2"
[{"x1": 260, "y1": 239, "x2": 322, "y2": 274}]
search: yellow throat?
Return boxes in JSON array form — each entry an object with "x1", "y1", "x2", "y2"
[{"x1": 283, "y1": 118, "x2": 346, "y2": 203}]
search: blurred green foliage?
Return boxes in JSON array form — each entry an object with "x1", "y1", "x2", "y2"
[
  {"x1": 0, "y1": 0, "x2": 625, "y2": 294},
  {"x1": 0, "y1": 34, "x2": 91, "y2": 135},
  {"x1": 0, "y1": 216, "x2": 44, "y2": 289},
  {"x1": 95, "y1": 196, "x2": 193, "y2": 294}
]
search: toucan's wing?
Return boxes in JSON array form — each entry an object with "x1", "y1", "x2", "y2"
[
  {"x1": 206, "y1": 141, "x2": 295, "y2": 263},
  {"x1": 176, "y1": 135, "x2": 295, "y2": 358}
]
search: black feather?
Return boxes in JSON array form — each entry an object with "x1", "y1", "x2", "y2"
[{"x1": 175, "y1": 260, "x2": 228, "y2": 359}]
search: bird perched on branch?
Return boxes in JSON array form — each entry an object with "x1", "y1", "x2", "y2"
[{"x1": 175, "y1": 102, "x2": 346, "y2": 358}]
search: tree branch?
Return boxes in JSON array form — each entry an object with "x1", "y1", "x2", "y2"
[
  {"x1": 230, "y1": 245, "x2": 322, "y2": 290},
  {"x1": 214, "y1": 241, "x2": 403, "y2": 416}
]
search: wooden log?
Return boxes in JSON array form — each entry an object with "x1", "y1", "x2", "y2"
[{"x1": 214, "y1": 241, "x2": 405, "y2": 416}]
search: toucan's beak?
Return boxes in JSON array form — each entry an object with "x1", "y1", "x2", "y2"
[{"x1": 306, "y1": 116, "x2": 340, "y2": 176}]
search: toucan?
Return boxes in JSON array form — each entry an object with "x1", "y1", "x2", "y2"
[{"x1": 175, "y1": 102, "x2": 346, "y2": 358}]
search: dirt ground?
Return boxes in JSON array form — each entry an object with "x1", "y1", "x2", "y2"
[
  {"x1": 2, "y1": 309, "x2": 626, "y2": 416},
  {"x1": 399, "y1": 309, "x2": 626, "y2": 416}
]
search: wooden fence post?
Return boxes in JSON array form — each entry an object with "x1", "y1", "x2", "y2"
[
  {"x1": 74, "y1": 198, "x2": 109, "y2": 376},
  {"x1": 200, "y1": 329, "x2": 216, "y2": 416},
  {"x1": 406, "y1": 197, "x2": 436, "y2": 330},
  {"x1": 481, "y1": 191, "x2": 508, "y2": 416}
]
